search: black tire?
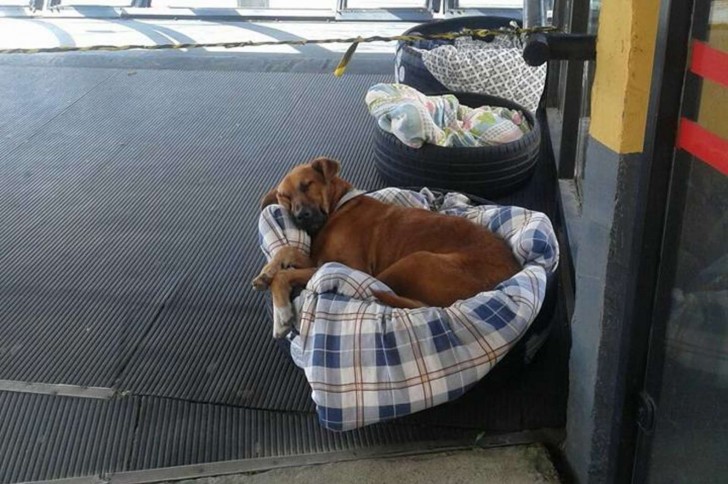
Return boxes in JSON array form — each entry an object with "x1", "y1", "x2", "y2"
[
  {"x1": 373, "y1": 92, "x2": 541, "y2": 198},
  {"x1": 395, "y1": 16, "x2": 519, "y2": 94}
]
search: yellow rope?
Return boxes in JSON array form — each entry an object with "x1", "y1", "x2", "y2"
[{"x1": 0, "y1": 26, "x2": 558, "y2": 76}]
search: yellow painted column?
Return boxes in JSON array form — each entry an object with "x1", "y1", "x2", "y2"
[{"x1": 589, "y1": 0, "x2": 661, "y2": 154}]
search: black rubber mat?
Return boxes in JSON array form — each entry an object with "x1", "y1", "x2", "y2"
[
  {"x1": 0, "y1": 390, "x2": 477, "y2": 483},
  {"x1": 0, "y1": 391, "x2": 137, "y2": 483},
  {"x1": 109, "y1": 71, "x2": 389, "y2": 409},
  {"x1": 129, "y1": 396, "x2": 477, "y2": 470},
  {"x1": 0, "y1": 68, "x2": 387, "y2": 396},
  {"x1": 0, "y1": 66, "x2": 117, "y2": 154},
  {"x1": 0, "y1": 61, "x2": 568, "y2": 481},
  {"x1": 0, "y1": 286, "x2": 169, "y2": 386}
]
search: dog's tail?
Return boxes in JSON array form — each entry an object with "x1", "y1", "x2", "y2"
[{"x1": 371, "y1": 290, "x2": 426, "y2": 310}]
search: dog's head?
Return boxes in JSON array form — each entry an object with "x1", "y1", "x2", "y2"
[{"x1": 260, "y1": 157, "x2": 346, "y2": 235}]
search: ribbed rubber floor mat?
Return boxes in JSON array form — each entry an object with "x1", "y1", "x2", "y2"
[
  {"x1": 0, "y1": 69, "x2": 387, "y2": 401},
  {"x1": 0, "y1": 286, "x2": 171, "y2": 386},
  {"x1": 110, "y1": 71, "x2": 389, "y2": 410},
  {"x1": 0, "y1": 391, "x2": 136, "y2": 484},
  {"x1": 0, "y1": 64, "x2": 567, "y2": 482},
  {"x1": 129, "y1": 396, "x2": 477, "y2": 470},
  {"x1": 0, "y1": 66, "x2": 117, "y2": 155}
]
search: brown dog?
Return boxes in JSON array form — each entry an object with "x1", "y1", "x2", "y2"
[{"x1": 253, "y1": 157, "x2": 521, "y2": 338}]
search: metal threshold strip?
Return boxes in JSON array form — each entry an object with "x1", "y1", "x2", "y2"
[
  {"x1": 29, "y1": 429, "x2": 563, "y2": 484},
  {"x1": 0, "y1": 379, "x2": 117, "y2": 400}
]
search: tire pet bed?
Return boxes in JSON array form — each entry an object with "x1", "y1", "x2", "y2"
[
  {"x1": 257, "y1": 188, "x2": 559, "y2": 431},
  {"x1": 373, "y1": 91, "x2": 541, "y2": 198}
]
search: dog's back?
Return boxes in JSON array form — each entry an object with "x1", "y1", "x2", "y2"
[{"x1": 311, "y1": 195, "x2": 521, "y2": 306}]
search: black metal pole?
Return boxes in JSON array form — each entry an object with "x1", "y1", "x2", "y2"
[{"x1": 523, "y1": 33, "x2": 597, "y2": 66}]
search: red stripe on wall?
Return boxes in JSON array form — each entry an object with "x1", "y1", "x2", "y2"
[
  {"x1": 690, "y1": 40, "x2": 728, "y2": 87},
  {"x1": 676, "y1": 119, "x2": 728, "y2": 176}
]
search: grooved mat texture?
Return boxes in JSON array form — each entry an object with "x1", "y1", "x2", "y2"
[{"x1": 0, "y1": 64, "x2": 567, "y2": 482}]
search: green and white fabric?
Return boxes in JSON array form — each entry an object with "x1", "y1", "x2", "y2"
[{"x1": 365, "y1": 83, "x2": 530, "y2": 149}]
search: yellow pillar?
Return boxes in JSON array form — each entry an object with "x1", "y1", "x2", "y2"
[{"x1": 589, "y1": 0, "x2": 661, "y2": 154}]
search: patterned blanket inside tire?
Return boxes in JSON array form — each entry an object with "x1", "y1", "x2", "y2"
[
  {"x1": 257, "y1": 188, "x2": 559, "y2": 431},
  {"x1": 366, "y1": 83, "x2": 531, "y2": 148}
]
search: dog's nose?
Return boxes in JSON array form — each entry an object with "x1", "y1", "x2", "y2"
[{"x1": 295, "y1": 207, "x2": 313, "y2": 221}]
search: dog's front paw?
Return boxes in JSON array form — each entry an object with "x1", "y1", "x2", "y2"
[
  {"x1": 251, "y1": 271, "x2": 273, "y2": 291},
  {"x1": 272, "y1": 304, "x2": 295, "y2": 339}
]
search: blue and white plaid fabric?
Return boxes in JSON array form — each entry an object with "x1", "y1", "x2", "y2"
[{"x1": 258, "y1": 188, "x2": 559, "y2": 431}]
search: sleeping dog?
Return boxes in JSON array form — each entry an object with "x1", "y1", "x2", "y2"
[{"x1": 252, "y1": 157, "x2": 521, "y2": 338}]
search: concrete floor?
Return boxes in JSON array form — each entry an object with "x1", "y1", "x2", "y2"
[{"x1": 177, "y1": 445, "x2": 561, "y2": 484}]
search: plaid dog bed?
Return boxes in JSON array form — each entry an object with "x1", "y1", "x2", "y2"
[{"x1": 257, "y1": 188, "x2": 559, "y2": 431}]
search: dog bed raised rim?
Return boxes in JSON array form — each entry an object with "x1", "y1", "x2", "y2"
[{"x1": 257, "y1": 188, "x2": 559, "y2": 431}]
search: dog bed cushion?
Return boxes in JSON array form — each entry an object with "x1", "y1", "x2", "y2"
[{"x1": 257, "y1": 188, "x2": 559, "y2": 431}]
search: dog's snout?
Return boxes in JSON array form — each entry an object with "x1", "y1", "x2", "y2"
[
  {"x1": 295, "y1": 207, "x2": 313, "y2": 221},
  {"x1": 291, "y1": 204, "x2": 326, "y2": 235}
]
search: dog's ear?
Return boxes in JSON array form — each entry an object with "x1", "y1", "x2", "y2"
[
  {"x1": 311, "y1": 157, "x2": 341, "y2": 181},
  {"x1": 260, "y1": 187, "x2": 279, "y2": 210}
]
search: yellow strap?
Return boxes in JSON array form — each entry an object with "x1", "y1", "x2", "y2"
[{"x1": 334, "y1": 39, "x2": 361, "y2": 77}]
